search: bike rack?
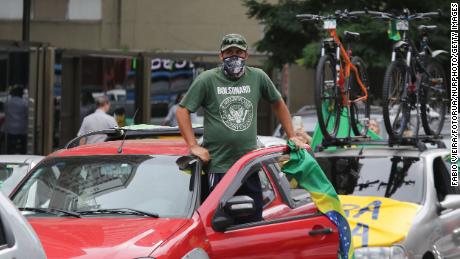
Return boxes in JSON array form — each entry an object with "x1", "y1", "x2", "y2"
[{"x1": 318, "y1": 134, "x2": 446, "y2": 152}]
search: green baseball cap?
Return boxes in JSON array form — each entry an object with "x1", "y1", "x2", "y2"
[{"x1": 220, "y1": 33, "x2": 248, "y2": 52}]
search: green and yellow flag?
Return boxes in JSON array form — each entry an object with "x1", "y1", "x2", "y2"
[{"x1": 283, "y1": 140, "x2": 355, "y2": 259}]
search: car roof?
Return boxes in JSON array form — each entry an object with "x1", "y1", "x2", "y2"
[
  {"x1": 51, "y1": 139, "x2": 190, "y2": 157},
  {"x1": 0, "y1": 155, "x2": 45, "y2": 164}
]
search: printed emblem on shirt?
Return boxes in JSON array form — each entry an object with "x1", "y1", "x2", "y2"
[{"x1": 219, "y1": 96, "x2": 253, "y2": 131}]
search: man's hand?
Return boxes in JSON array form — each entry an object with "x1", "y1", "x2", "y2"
[
  {"x1": 295, "y1": 126, "x2": 312, "y2": 145},
  {"x1": 190, "y1": 144, "x2": 211, "y2": 163},
  {"x1": 289, "y1": 136, "x2": 312, "y2": 152}
]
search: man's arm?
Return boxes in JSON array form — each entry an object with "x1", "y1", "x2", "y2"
[
  {"x1": 271, "y1": 99, "x2": 308, "y2": 149},
  {"x1": 176, "y1": 106, "x2": 210, "y2": 162},
  {"x1": 77, "y1": 120, "x2": 87, "y2": 145}
]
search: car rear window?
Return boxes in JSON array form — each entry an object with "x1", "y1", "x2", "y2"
[
  {"x1": 0, "y1": 163, "x2": 27, "y2": 185},
  {"x1": 316, "y1": 156, "x2": 424, "y2": 204}
]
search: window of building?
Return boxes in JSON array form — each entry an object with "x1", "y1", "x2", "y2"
[
  {"x1": 0, "y1": 0, "x2": 22, "y2": 19},
  {"x1": 68, "y1": 0, "x2": 101, "y2": 20},
  {"x1": 28, "y1": 0, "x2": 101, "y2": 21},
  {"x1": 33, "y1": 0, "x2": 68, "y2": 20}
]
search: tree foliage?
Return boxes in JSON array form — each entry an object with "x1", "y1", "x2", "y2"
[{"x1": 243, "y1": 0, "x2": 451, "y2": 69}]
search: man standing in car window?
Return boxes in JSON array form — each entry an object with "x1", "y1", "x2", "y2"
[{"x1": 177, "y1": 33, "x2": 305, "y2": 191}]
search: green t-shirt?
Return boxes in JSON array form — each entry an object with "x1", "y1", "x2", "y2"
[{"x1": 180, "y1": 66, "x2": 281, "y2": 173}]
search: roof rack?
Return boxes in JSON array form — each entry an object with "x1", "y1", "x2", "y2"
[
  {"x1": 65, "y1": 125, "x2": 203, "y2": 149},
  {"x1": 318, "y1": 135, "x2": 446, "y2": 152}
]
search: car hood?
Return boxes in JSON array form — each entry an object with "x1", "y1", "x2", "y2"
[
  {"x1": 339, "y1": 195, "x2": 420, "y2": 248},
  {"x1": 28, "y1": 217, "x2": 188, "y2": 259}
]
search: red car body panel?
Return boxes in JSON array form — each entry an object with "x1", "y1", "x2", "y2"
[
  {"x1": 28, "y1": 217, "x2": 188, "y2": 258},
  {"x1": 20, "y1": 140, "x2": 340, "y2": 258}
]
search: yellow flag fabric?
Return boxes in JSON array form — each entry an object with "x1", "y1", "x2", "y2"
[{"x1": 339, "y1": 195, "x2": 420, "y2": 248}]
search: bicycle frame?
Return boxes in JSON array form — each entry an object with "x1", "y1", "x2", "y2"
[{"x1": 322, "y1": 27, "x2": 369, "y2": 106}]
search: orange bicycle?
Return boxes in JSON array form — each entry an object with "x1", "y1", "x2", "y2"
[{"x1": 297, "y1": 10, "x2": 370, "y2": 140}]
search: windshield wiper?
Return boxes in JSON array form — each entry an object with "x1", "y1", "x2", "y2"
[
  {"x1": 18, "y1": 207, "x2": 81, "y2": 218},
  {"x1": 77, "y1": 208, "x2": 159, "y2": 218}
]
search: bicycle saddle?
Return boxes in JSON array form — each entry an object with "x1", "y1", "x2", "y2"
[
  {"x1": 417, "y1": 25, "x2": 437, "y2": 32},
  {"x1": 344, "y1": 31, "x2": 360, "y2": 42}
]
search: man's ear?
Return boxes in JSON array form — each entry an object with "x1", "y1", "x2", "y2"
[
  {"x1": 219, "y1": 52, "x2": 224, "y2": 61},
  {"x1": 244, "y1": 51, "x2": 249, "y2": 59}
]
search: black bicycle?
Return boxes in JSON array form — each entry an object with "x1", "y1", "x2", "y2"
[{"x1": 368, "y1": 9, "x2": 448, "y2": 139}]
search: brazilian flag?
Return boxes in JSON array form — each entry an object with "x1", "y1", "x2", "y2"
[{"x1": 283, "y1": 140, "x2": 355, "y2": 259}]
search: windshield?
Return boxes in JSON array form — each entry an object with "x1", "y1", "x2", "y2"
[
  {"x1": 317, "y1": 156, "x2": 424, "y2": 204},
  {"x1": 12, "y1": 155, "x2": 195, "y2": 218}
]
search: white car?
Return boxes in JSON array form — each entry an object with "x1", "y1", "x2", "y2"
[
  {"x1": 0, "y1": 191, "x2": 46, "y2": 258},
  {"x1": 0, "y1": 155, "x2": 44, "y2": 196},
  {"x1": 315, "y1": 144, "x2": 460, "y2": 258}
]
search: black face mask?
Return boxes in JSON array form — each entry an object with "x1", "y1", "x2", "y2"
[{"x1": 222, "y1": 56, "x2": 246, "y2": 80}]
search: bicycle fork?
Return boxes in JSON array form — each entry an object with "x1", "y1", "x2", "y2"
[{"x1": 400, "y1": 49, "x2": 421, "y2": 138}]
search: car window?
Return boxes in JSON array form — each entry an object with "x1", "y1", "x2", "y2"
[
  {"x1": 226, "y1": 163, "x2": 276, "y2": 225},
  {"x1": 237, "y1": 166, "x2": 275, "y2": 208},
  {"x1": 0, "y1": 163, "x2": 28, "y2": 186},
  {"x1": 12, "y1": 155, "x2": 195, "y2": 218},
  {"x1": 316, "y1": 156, "x2": 424, "y2": 204},
  {"x1": 0, "y1": 217, "x2": 6, "y2": 249},
  {"x1": 258, "y1": 169, "x2": 275, "y2": 208},
  {"x1": 265, "y1": 157, "x2": 313, "y2": 207},
  {"x1": 434, "y1": 157, "x2": 460, "y2": 200}
]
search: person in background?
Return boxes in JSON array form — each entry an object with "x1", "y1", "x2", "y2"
[
  {"x1": 77, "y1": 95, "x2": 118, "y2": 145},
  {"x1": 368, "y1": 119, "x2": 381, "y2": 136},
  {"x1": 4, "y1": 85, "x2": 28, "y2": 154},
  {"x1": 114, "y1": 107, "x2": 126, "y2": 127},
  {"x1": 80, "y1": 91, "x2": 95, "y2": 124},
  {"x1": 163, "y1": 93, "x2": 197, "y2": 127},
  {"x1": 0, "y1": 102, "x2": 5, "y2": 151}
]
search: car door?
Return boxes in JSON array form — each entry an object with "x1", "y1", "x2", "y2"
[
  {"x1": 204, "y1": 152, "x2": 339, "y2": 259},
  {"x1": 432, "y1": 157, "x2": 460, "y2": 258},
  {"x1": 0, "y1": 192, "x2": 46, "y2": 258}
]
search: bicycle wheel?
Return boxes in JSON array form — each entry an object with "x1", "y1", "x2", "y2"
[
  {"x1": 420, "y1": 59, "x2": 447, "y2": 136},
  {"x1": 349, "y1": 56, "x2": 370, "y2": 136},
  {"x1": 315, "y1": 55, "x2": 340, "y2": 140},
  {"x1": 382, "y1": 59, "x2": 410, "y2": 139}
]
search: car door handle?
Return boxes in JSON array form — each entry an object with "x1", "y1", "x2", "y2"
[{"x1": 308, "y1": 228, "x2": 333, "y2": 236}]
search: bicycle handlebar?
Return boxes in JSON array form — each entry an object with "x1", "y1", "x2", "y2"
[
  {"x1": 415, "y1": 12, "x2": 440, "y2": 19},
  {"x1": 365, "y1": 9, "x2": 440, "y2": 20},
  {"x1": 296, "y1": 10, "x2": 366, "y2": 22},
  {"x1": 296, "y1": 14, "x2": 321, "y2": 21}
]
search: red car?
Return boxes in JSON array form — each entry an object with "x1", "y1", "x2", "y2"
[{"x1": 10, "y1": 135, "x2": 340, "y2": 258}]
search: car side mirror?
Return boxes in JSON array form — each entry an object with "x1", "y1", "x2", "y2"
[
  {"x1": 440, "y1": 195, "x2": 460, "y2": 210},
  {"x1": 211, "y1": 195, "x2": 255, "y2": 232},
  {"x1": 225, "y1": 195, "x2": 256, "y2": 217}
]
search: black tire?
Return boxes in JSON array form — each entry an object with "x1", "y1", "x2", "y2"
[
  {"x1": 315, "y1": 55, "x2": 341, "y2": 140},
  {"x1": 382, "y1": 59, "x2": 409, "y2": 139},
  {"x1": 349, "y1": 56, "x2": 370, "y2": 136},
  {"x1": 420, "y1": 59, "x2": 447, "y2": 136}
]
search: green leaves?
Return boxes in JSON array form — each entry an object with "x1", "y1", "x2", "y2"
[{"x1": 242, "y1": 0, "x2": 450, "y2": 69}]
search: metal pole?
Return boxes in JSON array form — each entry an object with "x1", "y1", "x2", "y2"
[{"x1": 22, "y1": 0, "x2": 31, "y2": 43}]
